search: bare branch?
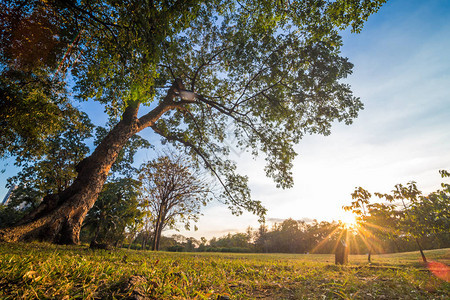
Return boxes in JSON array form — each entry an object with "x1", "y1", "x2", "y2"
[{"x1": 150, "y1": 125, "x2": 241, "y2": 207}]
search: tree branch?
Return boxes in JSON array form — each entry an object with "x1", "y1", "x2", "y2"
[
  {"x1": 137, "y1": 79, "x2": 193, "y2": 131},
  {"x1": 191, "y1": 46, "x2": 231, "y2": 91},
  {"x1": 150, "y1": 125, "x2": 240, "y2": 207}
]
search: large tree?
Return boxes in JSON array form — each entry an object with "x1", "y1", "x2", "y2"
[{"x1": 0, "y1": 0, "x2": 386, "y2": 244}]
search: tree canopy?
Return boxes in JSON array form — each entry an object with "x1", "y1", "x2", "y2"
[
  {"x1": 0, "y1": 0, "x2": 84, "y2": 158},
  {"x1": 0, "y1": 0, "x2": 386, "y2": 243},
  {"x1": 76, "y1": 0, "x2": 383, "y2": 215}
]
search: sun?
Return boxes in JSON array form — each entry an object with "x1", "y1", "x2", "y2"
[{"x1": 339, "y1": 212, "x2": 358, "y2": 229}]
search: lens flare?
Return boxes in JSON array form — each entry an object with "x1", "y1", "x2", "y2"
[
  {"x1": 427, "y1": 261, "x2": 450, "y2": 282},
  {"x1": 340, "y1": 212, "x2": 358, "y2": 229}
]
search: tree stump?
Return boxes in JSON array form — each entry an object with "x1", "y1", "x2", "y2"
[{"x1": 335, "y1": 240, "x2": 349, "y2": 265}]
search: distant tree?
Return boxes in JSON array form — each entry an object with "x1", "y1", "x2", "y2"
[
  {"x1": 159, "y1": 235, "x2": 180, "y2": 251},
  {"x1": 269, "y1": 219, "x2": 306, "y2": 253},
  {"x1": 197, "y1": 237, "x2": 208, "y2": 252},
  {"x1": 254, "y1": 224, "x2": 269, "y2": 253},
  {"x1": 307, "y1": 220, "x2": 340, "y2": 254},
  {"x1": 253, "y1": 219, "x2": 308, "y2": 253},
  {"x1": 138, "y1": 216, "x2": 153, "y2": 251},
  {"x1": 125, "y1": 212, "x2": 145, "y2": 250},
  {"x1": 210, "y1": 233, "x2": 250, "y2": 249},
  {"x1": 184, "y1": 237, "x2": 200, "y2": 252},
  {"x1": 138, "y1": 154, "x2": 211, "y2": 251}
]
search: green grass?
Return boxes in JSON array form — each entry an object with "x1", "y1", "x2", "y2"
[{"x1": 0, "y1": 243, "x2": 448, "y2": 299}]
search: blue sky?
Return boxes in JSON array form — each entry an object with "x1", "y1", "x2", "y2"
[{"x1": 2, "y1": 0, "x2": 449, "y2": 239}]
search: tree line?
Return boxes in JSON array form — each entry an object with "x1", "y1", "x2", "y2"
[{"x1": 128, "y1": 204, "x2": 449, "y2": 255}]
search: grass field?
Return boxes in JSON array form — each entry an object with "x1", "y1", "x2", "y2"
[{"x1": 0, "y1": 243, "x2": 448, "y2": 299}]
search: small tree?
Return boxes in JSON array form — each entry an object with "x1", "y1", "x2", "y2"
[
  {"x1": 343, "y1": 187, "x2": 374, "y2": 262},
  {"x1": 364, "y1": 202, "x2": 401, "y2": 253},
  {"x1": 138, "y1": 154, "x2": 211, "y2": 251},
  {"x1": 375, "y1": 182, "x2": 428, "y2": 262},
  {"x1": 408, "y1": 170, "x2": 450, "y2": 248},
  {"x1": 375, "y1": 170, "x2": 450, "y2": 262}
]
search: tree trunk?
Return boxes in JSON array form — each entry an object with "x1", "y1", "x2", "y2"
[
  {"x1": 91, "y1": 219, "x2": 102, "y2": 244},
  {"x1": 156, "y1": 219, "x2": 165, "y2": 251},
  {"x1": 152, "y1": 228, "x2": 159, "y2": 251},
  {"x1": 415, "y1": 238, "x2": 427, "y2": 263},
  {"x1": 127, "y1": 229, "x2": 138, "y2": 250},
  {"x1": 366, "y1": 238, "x2": 372, "y2": 263},
  {"x1": 0, "y1": 105, "x2": 140, "y2": 244},
  {"x1": 152, "y1": 212, "x2": 163, "y2": 251},
  {"x1": 152, "y1": 201, "x2": 168, "y2": 251},
  {"x1": 141, "y1": 234, "x2": 147, "y2": 250},
  {"x1": 335, "y1": 229, "x2": 349, "y2": 265},
  {"x1": 392, "y1": 239, "x2": 400, "y2": 253}
]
